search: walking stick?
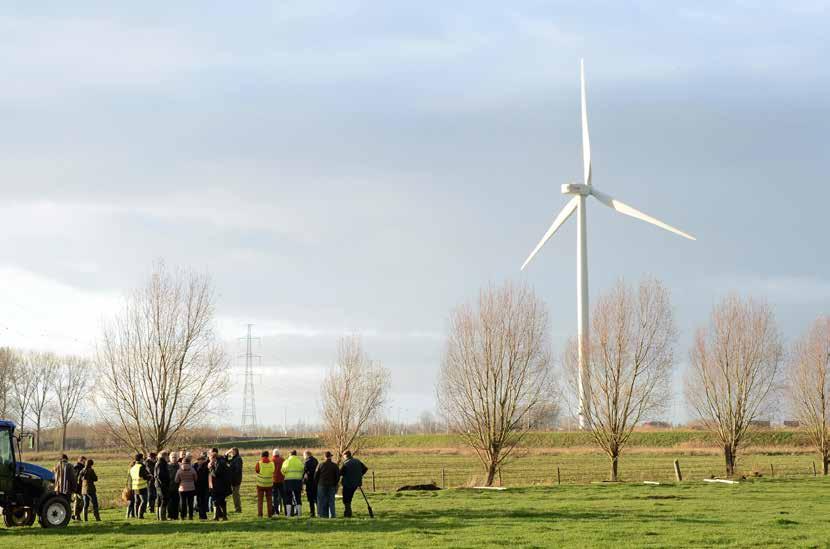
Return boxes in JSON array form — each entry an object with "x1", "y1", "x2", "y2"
[{"x1": 358, "y1": 486, "x2": 374, "y2": 518}]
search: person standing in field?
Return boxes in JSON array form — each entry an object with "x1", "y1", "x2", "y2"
[
  {"x1": 271, "y1": 449, "x2": 285, "y2": 517},
  {"x1": 254, "y1": 450, "x2": 274, "y2": 518},
  {"x1": 154, "y1": 451, "x2": 170, "y2": 521},
  {"x1": 79, "y1": 458, "x2": 100, "y2": 521},
  {"x1": 129, "y1": 453, "x2": 152, "y2": 519},
  {"x1": 282, "y1": 450, "x2": 305, "y2": 516},
  {"x1": 228, "y1": 447, "x2": 243, "y2": 513},
  {"x1": 314, "y1": 451, "x2": 339, "y2": 519},
  {"x1": 53, "y1": 454, "x2": 77, "y2": 499},
  {"x1": 175, "y1": 456, "x2": 198, "y2": 520},
  {"x1": 195, "y1": 453, "x2": 210, "y2": 520},
  {"x1": 71, "y1": 456, "x2": 86, "y2": 520},
  {"x1": 144, "y1": 452, "x2": 157, "y2": 515},
  {"x1": 303, "y1": 450, "x2": 319, "y2": 517},
  {"x1": 208, "y1": 447, "x2": 230, "y2": 521},
  {"x1": 167, "y1": 451, "x2": 180, "y2": 520},
  {"x1": 339, "y1": 450, "x2": 368, "y2": 518}
]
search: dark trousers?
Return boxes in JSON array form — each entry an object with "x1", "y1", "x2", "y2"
[
  {"x1": 272, "y1": 482, "x2": 285, "y2": 515},
  {"x1": 147, "y1": 484, "x2": 157, "y2": 513},
  {"x1": 125, "y1": 493, "x2": 135, "y2": 518},
  {"x1": 305, "y1": 482, "x2": 317, "y2": 516},
  {"x1": 212, "y1": 493, "x2": 228, "y2": 520},
  {"x1": 82, "y1": 493, "x2": 100, "y2": 521},
  {"x1": 134, "y1": 487, "x2": 148, "y2": 518},
  {"x1": 285, "y1": 479, "x2": 303, "y2": 515},
  {"x1": 342, "y1": 485, "x2": 358, "y2": 517},
  {"x1": 179, "y1": 491, "x2": 195, "y2": 519},
  {"x1": 196, "y1": 490, "x2": 209, "y2": 519},
  {"x1": 167, "y1": 489, "x2": 179, "y2": 519},
  {"x1": 156, "y1": 487, "x2": 168, "y2": 520}
]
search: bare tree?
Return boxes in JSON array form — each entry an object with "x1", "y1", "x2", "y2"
[
  {"x1": 320, "y1": 335, "x2": 390, "y2": 458},
  {"x1": 27, "y1": 352, "x2": 57, "y2": 451},
  {"x1": 564, "y1": 278, "x2": 676, "y2": 481},
  {"x1": 437, "y1": 282, "x2": 553, "y2": 486},
  {"x1": 10, "y1": 352, "x2": 36, "y2": 433},
  {"x1": 54, "y1": 355, "x2": 91, "y2": 451},
  {"x1": 0, "y1": 347, "x2": 17, "y2": 419},
  {"x1": 96, "y1": 262, "x2": 229, "y2": 453},
  {"x1": 685, "y1": 295, "x2": 783, "y2": 477},
  {"x1": 788, "y1": 316, "x2": 830, "y2": 475}
]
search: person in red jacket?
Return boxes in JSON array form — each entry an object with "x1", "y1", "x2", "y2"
[{"x1": 271, "y1": 449, "x2": 285, "y2": 516}]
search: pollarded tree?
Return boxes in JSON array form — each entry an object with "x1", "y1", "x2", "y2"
[
  {"x1": 685, "y1": 296, "x2": 783, "y2": 477},
  {"x1": 564, "y1": 278, "x2": 676, "y2": 481},
  {"x1": 788, "y1": 316, "x2": 830, "y2": 474},
  {"x1": 54, "y1": 355, "x2": 91, "y2": 451},
  {"x1": 320, "y1": 335, "x2": 390, "y2": 458},
  {"x1": 0, "y1": 347, "x2": 18, "y2": 420},
  {"x1": 437, "y1": 282, "x2": 553, "y2": 486},
  {"x1": 10, "y1": 352, "x2": 36, "y2": 433},
  {"x1": 27, "y1": 352, "x2": 57, "y2": 452},
  {"x1": 96, "y1": 262, "x2": 229, "y2": 453}
]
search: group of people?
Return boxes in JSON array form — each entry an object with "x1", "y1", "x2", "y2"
[
  {"x1": 127, "y1": 447, "x2": 243, "y2": 521},
  {"x1": 53, "y1": 446, "x2": 369, "y2": 523},
  {"x1": 53, "y1": 454, "x2": 99, "y2": 521},
  {"x1": 254, "y1": 449, "x2": 367, "y2": 519}
]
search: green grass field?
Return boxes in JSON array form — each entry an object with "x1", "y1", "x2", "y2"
[{"x1": 4, "y1": 477, "x2": 829, "y2": 547}]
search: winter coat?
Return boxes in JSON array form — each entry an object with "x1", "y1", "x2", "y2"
[
  {"x1": 79, "y1": 466, "x2": 97, "y2": 495},
  {"x1": 340, "y1": 457, "x2": 368, "y2": 489},
  {"x1": 144, "y1": 458, "x2": 156, "y2": 485},
  {"x1": 209, "y1": 457, "x2": 231, "y2": 496},
  {"x1": 281, "y1": 455, "x2": 304, "y2": 481},
  {"x1": 195, "y1": 462, "x2": 210, "y2": 493},
  {"x1": 53, "y1": 459, "x2": 77, "y2": 495},
  {"x1": 154, "y1": 458, "x2": 170, "y2": 491},
  {"x1": 72, "y1": 461, "x2": 85, "y2": 494},
  {"x1": 314, "y1": 460, "x2": 340, "y2": 488},
  {"x1": 229, "y1": 454, "x2": 243, "y2": 486},
  {"x1": 271, "y1": 455, "x2": 285, "y2": 483},
  {"x1": 303, "y1": 456, "x2": 319, "y2": 487},
  {"x1": 168, "y1": 461, "x2": 180, "y2": 492},
  {"x1": 175, "y1": 463, "x2": 198, "y2": 492}
]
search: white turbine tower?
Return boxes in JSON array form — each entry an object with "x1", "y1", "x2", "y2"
[{"x1": 521, "y1": 60, "x2": 695, "y2": 430}]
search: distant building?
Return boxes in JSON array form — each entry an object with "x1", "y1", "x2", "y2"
[
  {"x1": 783, "y1": 420, "x2": 800, "y2": 428},
  {"x1": 643, "y1": 421, "x2": 672, "y2": 429},
  {"x1": 749, "y1": 420, "x2": 771, "y2": 428}
]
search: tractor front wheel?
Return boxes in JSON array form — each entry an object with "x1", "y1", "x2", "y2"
[
  {"x1": 3, "y1": 506, "x2": 35, "y2": 527},
  {"x1": 39, "y1": 497, "x2": 70, "y2": 528}
]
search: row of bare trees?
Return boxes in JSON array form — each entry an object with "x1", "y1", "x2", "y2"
[
  {"x1": 435, "y1": 279, "x2": 828, "y2": 484},
  {"x1": 0, "y1": 348, "x2": 89, "y2": 451}
]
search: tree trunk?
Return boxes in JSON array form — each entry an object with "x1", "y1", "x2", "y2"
[
  {"x1": 485, "y1": 462, "x2": 497, "y2": 487},
  {"x1": 610, "y1": 454, "x2": 619, "y2": 482},
  {"x1": 724, "y1": 444, "x2": 735, "y2": 477},
  {"x1": 823, "y1": 455, "x2": 829, "y2": 476},
  {"x1": 61, "y1": 424, "x2": 68, "y2": 451},
  {"x1": 35, "y1": 422, "x2": 41, "y2": 452}
]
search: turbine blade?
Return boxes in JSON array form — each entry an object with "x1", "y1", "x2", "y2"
[
  {"x1": 581, "y1": 59, "x2": 591, "y2": 186},
  {"x1": 521, "y1": 197, "x2": 579, "y2": 271},
  {"x1": 591, "y1": 189, "x2": 696, "y2": 240}
]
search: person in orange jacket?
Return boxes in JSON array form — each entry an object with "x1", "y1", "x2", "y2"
[
  {"x1": 254, "y1": 450, "x2": 275, "y2": 518},
  {"x1": 271, "y1": 449, "x2": 285, "y2": 516}
]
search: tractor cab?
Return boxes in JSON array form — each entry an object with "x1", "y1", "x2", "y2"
[{"x1": 0, "y1": 419, "x2": 71, "y2": 528}]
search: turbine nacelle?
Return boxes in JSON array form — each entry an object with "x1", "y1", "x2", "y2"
[{"x1": 561, "y1": 183, "x2": 590, "y2": 196}]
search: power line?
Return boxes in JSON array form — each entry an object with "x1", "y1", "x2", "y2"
[{"x1": 239, "y1": 324, "x2": 261, "y2": 438}]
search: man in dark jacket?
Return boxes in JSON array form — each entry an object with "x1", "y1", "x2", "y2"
[
  {"x1": 195, "y1": 453, "x2": 210, "y2": 520},
  {"x1": 208, "y1": 448, "x2": 230, "y2": 521},
  {"x1": 314, "y1": 451, "x2": 339, "y2": 518},
  {"x1": 154, "y1": 451, "x2": 170, "y2": 520},
  {"x1": 302, "y1": 450, "x2": 319, "y2": 517},
  {"x1": 167, "y1": 452, "x2": 180, "y2": 520},
  {"x1": 228, "y1": 448, "x2": 243, "y2": 513},
  {"x1": 144, "y1": 453, "x2": 157, "y2": 514},
  {"x1": 339, "y1": 451, "x2": 368, "y2": 518},
  {"x1": 71, "y1": 456, "x2": 86, "y2": 520}
]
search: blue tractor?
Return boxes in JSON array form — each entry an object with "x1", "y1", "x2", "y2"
[{"x1": 0, "y1": 419, "x2": 71, "y2": 528}]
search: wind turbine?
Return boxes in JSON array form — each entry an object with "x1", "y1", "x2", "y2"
[{"x1": 520, "y1": 60, "x2": 695, "y2": 430}]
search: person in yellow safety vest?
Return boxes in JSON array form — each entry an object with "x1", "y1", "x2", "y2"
[
  {"x1": 281, "y1": 450, "x2": 305, "y2": 517},
  {"x1": 254, "y1": 450, "x2": 275, "y2": 518},
  {"x1": 129, "y1": 453, "x2": 152, "y2": 519}
]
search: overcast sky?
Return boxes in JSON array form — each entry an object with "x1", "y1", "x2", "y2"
[{"x1": 1, "y1": 1, "x2": 828, "y2": 427}]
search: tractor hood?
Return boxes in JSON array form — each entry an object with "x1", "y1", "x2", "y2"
[{"x1": 18, "y1": 462, "x2": 54, "y2": 482}]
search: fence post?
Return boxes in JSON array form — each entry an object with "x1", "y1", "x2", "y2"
[
  {"x1": 441, "y1": 467, "x2": 446, "y2": 489},
  {"x1": 813, "y1": 462, "x2": 817, "y2": 476},
  {"x1": 770, "y1": 463, "x2": 774, "y2": 477},
  {"x1": 673, "y1": 459, "x2": 682, "y2": 482},
  {"x1": 556, "y1": 466, "x2": 561, "y2": 485},
  {"x1": 372, "y1": 471, "x2": 376, "y2": 492}
]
